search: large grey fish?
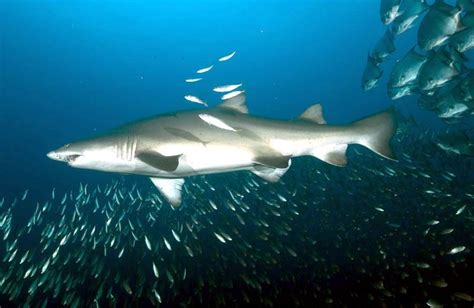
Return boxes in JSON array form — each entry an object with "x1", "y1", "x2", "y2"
[
  {"x1": 388, "y1": 82, "x2": 418, "y2": 100},
  {"x1": 362, "y1": 54, "x2": 383, "y2": 91},
  {"x1": 372, "y1": 29, "x2": 396, "y2": 61},
  {"x1": 417, "y1": 48, "x2": 464, "y2": 92},
  {"x1": 427, "y1": 79, "x2": 473, "y2": 119},
  {"x1": 392, "y1": 0, "x2": 429, "y2": 35},
  {"x1": 449, "y1": 14, "x2": 474, "y2": 53},
  {"x1": 380, "y1": 0, "x2": 402, "y2": 25},
  {"x1": 449, "y1": 27, "x2": 474, "y2": 53},
  {"x1": 47, "y1": 93, "x2": 397, "y2": 207},
  {"x1": 388, "y1": 46, "x2": 427, "y2": 88},
  {"x1": 434, "y1": 91, "x2": 472, "y2": 119},
  {"x1": 417, "y1": 0, "x2": 463, "y2": 50},
  {"x1": 436, "y1": 131, "x2": 474, "y2": 155}
]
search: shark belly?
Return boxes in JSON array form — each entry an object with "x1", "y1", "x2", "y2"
[
  {"x1": 130, "y1": 143, "x2": 256, "y2": 178},
  {"x1": 175, "y1": 144, "x2": 257, "y2": 177}
]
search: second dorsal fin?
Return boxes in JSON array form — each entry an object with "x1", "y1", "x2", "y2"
[
  {"x1": 298, "y1": 104, "x2": 326, "y2": 124},
  {"x1": 217, "y1": 92, "x2": 248, "y2": 113}
]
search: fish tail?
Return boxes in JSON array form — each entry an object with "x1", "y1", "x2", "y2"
[{"x1": 351, "y1": 107, "x2": 398, "y2": 160}]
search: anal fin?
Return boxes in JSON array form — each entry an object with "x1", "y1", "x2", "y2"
[
  {"x1": 310, "y1": 144, "x2": 348, "y2": 167},
  {"x1": 251, "y1": 160, "x2": 292, "y2": 183},
  {"x1": 149, "y1": 177, "x2": 185, "y2": 208}
]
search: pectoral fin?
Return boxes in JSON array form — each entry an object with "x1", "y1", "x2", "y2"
[
  {"x1": 137, "y1": 151, "x2": 181, "y2": 172},
  {"x1": 149, "y1": 177, "x2": 185, "y2": 208}
]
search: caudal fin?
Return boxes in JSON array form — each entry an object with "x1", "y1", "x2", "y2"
[{"x1": 351, "y1": 107, "x2": 397, "y2": 160}]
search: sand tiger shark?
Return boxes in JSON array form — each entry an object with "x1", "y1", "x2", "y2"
[{"x1": 47, "y1": 93, "x2": 396, "y2": 208}]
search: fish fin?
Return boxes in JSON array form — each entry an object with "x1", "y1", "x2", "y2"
[
  {"x1": 352, "y1": 107, "x2": 397, "y2": 160},
  {"x1": 309, "y1": 144, "x2": 348, "y2": 167},
  {"x1": 217, "y1": 92, "x2": 248, "y2": 113},
  {"x1": 251, "y1": 160, "x2": 291, "y2": 182},
  {"x1": 298, "y1": 104, "x2": 327, "y2": 124},
  {"x1": 149, "y1": 177, "x2": 184, "y2": 208},
  {"x1": 253, "y1": 155, "x2": 291, "y2": 169},
  {"x1": 456, "y1": 17, "x2": 466, "y2": 32},
  {"x1": 137, "y1": 151, "x2": 181, "y2": 172}
]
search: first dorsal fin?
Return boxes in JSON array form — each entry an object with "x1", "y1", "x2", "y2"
[
  {"x1": 217, "y1": 92, "x2": 248, "y2": 113},
  {"x1": 298, "y1": 104, "x2": 327, "y2": 124}
]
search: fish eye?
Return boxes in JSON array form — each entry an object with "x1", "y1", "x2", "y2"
[{"x1": 400, "y1": 75, "x2": 405, "y2": 81}]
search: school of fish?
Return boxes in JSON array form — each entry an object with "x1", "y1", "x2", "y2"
[
  {"x1": 364, "y1": 0, "x2": 474, "y2": 123},
  {"x1": 0, "y1": 115, "x2": 473, "y2": 307}
]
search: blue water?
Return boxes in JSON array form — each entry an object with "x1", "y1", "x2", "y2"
[
  {"x1": 2, "y1": 1, "x2": 473, "y2": 307},
  {"x1": 1, "y1": 1, "x2": 432, "y2": 199}
]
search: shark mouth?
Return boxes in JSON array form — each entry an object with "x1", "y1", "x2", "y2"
[{"x1": 65, "y1": 154, "x2": 81, "y2": 163}]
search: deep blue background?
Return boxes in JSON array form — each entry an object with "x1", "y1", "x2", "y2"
[{"x1": 0, "y1": 0, "x2": 439, "y2": 200}]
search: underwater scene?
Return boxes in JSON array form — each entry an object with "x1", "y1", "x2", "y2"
[{"x1": 1, "y1": 0, "x2": 474, "y2": 307}]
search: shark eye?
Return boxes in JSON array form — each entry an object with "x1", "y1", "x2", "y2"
[
  {"x1": 400, "y1": 75, "x2": 405, "y2": 81},
  {"x1": 428, "y1": 78, "x2": 434, "y2": 84}
]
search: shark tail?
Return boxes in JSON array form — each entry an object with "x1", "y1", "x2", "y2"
[{"x1": 351, "y1": 107, "x2": 397, "y2": 160}]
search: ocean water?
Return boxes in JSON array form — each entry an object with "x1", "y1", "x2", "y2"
[{"x1": 1, "y1": 1, "x2": 473, "y2": 307}]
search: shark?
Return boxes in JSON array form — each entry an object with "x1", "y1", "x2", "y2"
[{"x1": 47, "y1": 93, "x2": 397, "y2": 208}]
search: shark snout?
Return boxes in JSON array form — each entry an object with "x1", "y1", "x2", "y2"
[
  {"x1": 47, "y1": 146, "x2": 81, "y2": 164},
  {"x1": 47, "y1": 151, "x2": 64, "y2": 162}
]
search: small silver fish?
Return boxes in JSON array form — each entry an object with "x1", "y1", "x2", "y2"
[
  {"x1": 184, "y1": 95, "x2": 208, "y2": 107},
  {"x1": 447, "y1": 246, "x2": 466, "y2": 254},
  {"x1": 196, "y1": 65, "x2": 214, "y2": 74},
  {"x1": 145, "y1": 235, "x2": 152, "y2": 251},
  {"x1": 185, "y1": 78, "x2": 202, "y2": 83},
  {"x1": 198, "y1": 113, "x2": 237, "y2": 131},
  {"x1": 218, "y1": 51, "x2": 236, "y2": 62},
  {"x1": 222, "y1": 90, "x2": 245, "y2": 100},
  {"x1": 213, "y1": 84, "x2": 242, "y2": 93}
]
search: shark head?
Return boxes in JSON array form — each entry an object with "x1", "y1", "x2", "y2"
[{"x1": 47, "y1": 133, "x2": 137, "y2": 173}]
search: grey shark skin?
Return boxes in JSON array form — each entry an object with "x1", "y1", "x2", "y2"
[{"x1": 47, "y1": 94, "x2": 397, "y2": 208}]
